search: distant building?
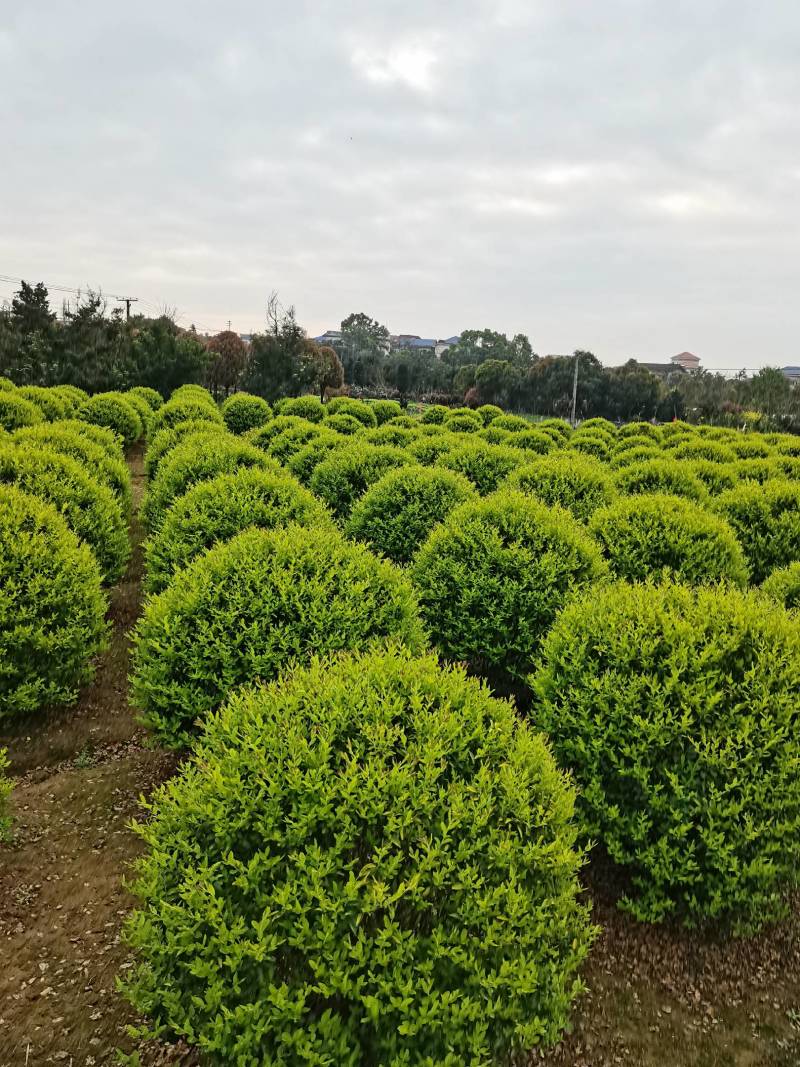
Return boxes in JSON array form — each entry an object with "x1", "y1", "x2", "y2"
[
  {"x1": 671, "y1": 351, "x2": 701, "y2": 370},
  {"x1": 637, "y1": 361, "x2": 687, "y2": 378},
  {"x1": 392, "y1": 334, "x2": 437, "y2": 355},
  {"x1": 782, "y1": 366, "x2": 800, "y2": 382},
  {"x1": 313, "y1": 329, "x2": 343, "y2": 345},
  {"x1": 435, "y1": 335, "x2": 461, "y2": 358}
]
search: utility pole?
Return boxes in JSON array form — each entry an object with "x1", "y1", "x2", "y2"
[
  {"x1": 227, "y1": 319, "x2": 232, "y2": 331},
  {"x1": 121, "y1": 296, "x2": 138, "y2": 320},
  {"x1": 570, "y1": 351, "x2": 580, "y2": 427}
]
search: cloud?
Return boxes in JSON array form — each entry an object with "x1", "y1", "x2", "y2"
[{"x1": 349, "y1": 39, "x2": 440, "y2": 93}]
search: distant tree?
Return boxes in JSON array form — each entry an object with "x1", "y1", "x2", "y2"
[
  {"x1": 605, "y1": 360, "x2": 663, "y2": 421},
  {"x1": 340, "y1": 312, "x2": 390, "y2": 360},
  {"x1": 300, "y1": 342, "x2": 344, "y2": 401},
  {"x1": 242, "y1": 292, "x2": 308, "y2": 402},
  {"x1": 131, "y1": 317, "x2": 209, "y2": 396},
  {"x1": 11, "y1": 281, "x2": 55, "y2": 336},
  {"x1": 746, "y1": 366, "x2": 791, "y2": 419},
  {"x1": 443, "y1": 329, "x2": 536, "y2": 373},
  {"x1": 206, "y1": 330, "x2": 248, "y2": 398},
  {"x1": 474, "y1": 359, "x2": 522, "y2": 408}
]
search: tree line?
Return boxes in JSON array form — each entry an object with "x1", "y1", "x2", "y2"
[{"x1": 1, "y1": 282, "x2": 798, "y2": 428}]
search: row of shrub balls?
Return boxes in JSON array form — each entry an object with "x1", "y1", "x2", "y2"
[{"x1": 4, "y1": 380, "x2": 800, "y2": 1065}]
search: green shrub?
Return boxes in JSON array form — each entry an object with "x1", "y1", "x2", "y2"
[
  {"x1": 619, "y1": 421, "x2": 660, "y2": 441},
  {"x1": 660, "y1": 420, "x2": 696, "y2": 440},
  {"x1": 144, "y1": 420, "x2": 229, "y2": 480},
  {"x1": 132, "y1": 526, "x2": 426, "y2": 744},
  {"x1": 144, "y1": 468, "x2": 333, "y2": 594},
  {"x1": 614, "y1": 459, "x2": 708, "y2": 502},
  {"x1": 714, "y1": 479, "x2": 800, "y2": 583},
  {"x1": 123, "y1": 645, "x2": 594, "y2": 1063},
  {"x1": 52, "y1": 384, "x2": 88, "y2": 413},
  {"x1": 326, "y1": 397, "x2": 378, "y2": 427},
  {"x1": 511, "y1": 429, "x2": 557, "y2": 455},
  {"x1": 407, "y1": 433, "x2": 460, "y2": 465},
  {"x1": 0, "y1": 749, "x2": 10, "y2": 839},
  {"x1": 272, "y1": 395, "x2": 322, "y2": 422},
  {"x1": 569, "y1": 435, "x2": 611, "y2": 462},
  {"x1": 17, "y1": 386, "x2": 68, "y2": 421},
  {"x1": 437, "y1": 442, "x2": 525, "y2": 495},
  {"x1": 346, "y1": 465, "x2": 476, "y2": 564},
  {"x1": 506, "y1": 453, "x2": 616, "y2": 522},
  {"x1": 443, "y1": 412, "x2": 482, "y2": 433},
  {"x1": 245, "y1": 415, "x2": 310, "y2": 450},
  {"x1": 220, "y1": 392, "x2": 274, "y2": 434},
  {"x1": 0, "y1": 376, "x2": 14, "y2": 391},
  {"x1": 150, "y1": 396, "x2": 223, "y2": 437},
  {"x1": 14, "y1": 425, "x2": 132, "y2": 515},
  {"x1": 123, "y1": 391, "x2": 155, "y2": 436},
  {"x1": 55, "y1": 418, "x2": 123, "y2": 459},
  {"x1": 361, "y1": 424, "x2": 418, "y2": 448},
  {"x1": 730, "y1": 458, "x2": 779, "y2": 484},
  {"x1": 489, "y1": 414, "x2": 529, "y2": 433},
  {"x1": 310, "y1": 444, "x2": 411, "y2": 520},
  {"x1": 0, "y1": 485, "x2": 108, "y2": 717},
  {"x1": 685, "y1": 460, "x2": 738, "y2": 496},
  {"x1": 775, "y1": 456, "x2": 800, "y2": 481},
  {"x1": 475, "y1": 403, "x2": 504, "y2": 425},
  {"x1": 266, "y1": 424, "x2": 335, "y2": 465},
  {"x1": 576, "y1": 417, "x2": 616, "y2": 440},
  {"x1": 729, "y1": 437, "x2": 772, "y2": 460},
  {"x1": 143, "y1": 434, "x2": 279, "y2": 533},
  {"x1": 762, "y1": 562, "x2": 800, "y2": 610},
  {"x1": 286, "y1": 435, "x2": 348, "y2": 484},
  {"x1": 613, "y1": 434, "x2": 660, "y2": 455},
  {"x1": 775, "y1": 436, "x2": 800, "y2": 458},
  {"x1": 671, "y1": 439, "x2": 736, "y2": 464},
  {"x1": 129, "y1": 385, "x2": 164, "y2": 411},
  {"x1": 370, "y1": 398, "x2": 404, "y2": 424},
  {"x1": 609, "y1": 445, "x2": 661, "y2": 469},
  {"x1": 589, "y1": 493, "x2": 748, "y2": 585},
  {"x1": 531, "y1": 581, "x2": 800, "y2": 931},
  {"x1": 537, "y1": 418, "x2": 572, "y2": 442},
  {"x1": 420, "y1": 403, "x2": 450, "y2": 424},
  {"x1": 412, "y1": 490, "x2": 606, "y2": 680},
  {"x1": 79, "y1": 392, "x2": 143, "y2": 446},
  {"x1": 171, "y1": 384, "x2": 215, "y2": 403},
  {"x1": 385, "y1": 414, "x2": 419, "y2": 429},
  {"x1": 321, "y1": 412, "x2": 363, "y2": 435},
  {"x1": 479, "y1": 424, "x2": 512, "y2": 445},
  {"x1": 0, "y1": 444, "x2": 129, "y2": 582},
  {"x1": 0, "y1": 391, "x2": 43, "y2": 431}
]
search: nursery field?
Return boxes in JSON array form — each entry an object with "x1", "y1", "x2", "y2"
[{"x1": 1, "y1": 379, "x2": 799, "y2": 1065}]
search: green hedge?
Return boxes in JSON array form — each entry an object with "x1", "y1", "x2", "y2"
[
  {"x1": 310, "y1": 444, "x2": 411, "y2": 520},
  {"x1": 132, "y1": 525, "x2": 426, "y2": 744},
  {"x1": 589, "y1": 493, "x2": 748, "y2": 585},
  {"x1": 420, "y1": 403, "x2": 450, "y2": 424},
  {"x1": 326, "y1": 397, "x2": 378, "y2": 427},
  {"x1": 279, "y1": 395, "x2": 325, "y2": 422},
  {"x1": 714, "y1": 479, "x2": 800, "y2": 583},
  {"x1": 150, "y1": 396, "x2": 223, "y2": 437},
  {"x1": 346, "y1": 465, "x2": 476, "y2": 564},
  {"x1": 436, "y1": 442, "x2": 526, "y2": 495},
  {"x1": 220, "y1": 392, "x2": 274, "y2": 434},
  {"x1": 79, "y1": 392, "x2": 143, "y2": 446},
  {"x1": 0, "y1": 485, "x2": 108, "y2": 718},
  {"x1": 444, "y1": 410, "x2": 483, "y2": 433},
  {"x1": 0, "y1": 444, "x2": 129, "y2": 582},
  {"x1": 412, "y1": 490, "x2": 606, "y2": 680},
  {"x1": 369, "y1": 398, "x2": 403, "y2": 424},
  {"x1": 144, "y1": 467, "x2": 333, "y2": 594},
  {"x1": 265, "y1": 424, "x2": 335, "y2": 465},
  {"x1": 762, "y1": 561, "x2": 800, "y2": 610},
  {"x1": 614, "y1": 458, "x2": 708, "y2": 502},
  {"x1": 285, "y1": 435, "x2": 348, "y2": 485},
  {"x1": 0, "y1": 391, "x2": 43, "y2": 431},
  {"x1": 569, "y1": 435, "x2": 611, "y2": 462},
  {"x1": 506, "y1": 453, "x2": 616, "y2": 522},
  {"x1": 17, "y1": 386, "x2": 69, "y2": 421},
  {"x1": 144, "y1": 420, "x2": 230, "y2": 480},
  {"x1": 56, "y1": 418, "x2": 123, "y2": 460},
  {"x1": 122, "y1": 646, "x2": 594, "y2": 1063},
  {"x1": 323, "y1": 411, "x2": 364, "y2": 435},
  {"x1": 128, "y1": 386, "x2": 164, "y2": 411},
  {"x1": 531, "y1": 581, "x2": 800, "y2": 932},
  {"x1": 142, "y1": 434, "x2": 279, "y2": 533}
]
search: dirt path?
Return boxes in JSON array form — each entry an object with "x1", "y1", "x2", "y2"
[{"x1": 0, "y1": 445, "x2": 798, "y2": 1066}]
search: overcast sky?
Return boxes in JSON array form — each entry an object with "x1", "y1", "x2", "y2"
[{"x1": 1, "y1": 1, "x2": 799, "y2": 369}]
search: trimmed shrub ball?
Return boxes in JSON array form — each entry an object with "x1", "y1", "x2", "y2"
[
  {"x1": 144, "y1": 467, "x2": 333, "y2": 594},
  {"x1": 0, "y1": 376, "x2": 15, "y2": 391},
  {"x1": 361, "y1": 424, "x2": 418, "y2": 449},
  {"x1": 370, "y1": 398, "x2": 403, "y2": 424},
  {"x1": 588, "y1": 493, "x2": 748, "y2": 585},
  {"x1": 346, "y1": 465, "x2": 476, "y2": 564},
  {"x1": 569, "y1": 435, "x2": 611, "y2": 462},
  {"x1": 412, "y1": 490, "x2": 606, "y2": 680},
  {"x1": 16, "y1": 386, "x2": 69, "y2": 421},
  {"x1": 762, "y1": 561, "x2": 800, "y2": 610},
  {"x1": 576, "y1": 417, "x2": 616, "y2": 440},
  {"x1": 714, "y1": 479, "x2": 800, "y2": 583},
  {"x1": 0, "y1": 391, "x2": 43, "y2": 432},
  {"x1": 610, "y1": 445, "x2": 661, "y2": 469},
  {"x1": 0, "y1": 444, "x2": 129, "y2": 582},
  {"x1": 266, "y1": 424, "x2": 334, "y2": 465},
  {"x1": 122, "y1": 390, "x2": 155, "y2": 436},
  {"x1": 407, "y1": 433, "x2": 460, "y2": 465},
  {"x1": 122, "y1": 645, "x2": 595, "y2": 1064},
  {"x1": 685, "y1": 460, "x2": 738, "y2": 496},
  {"x1": 14, "y1": 424, "x2": 132, "y2": 516},
  {"x1": 278, "y1": 395, "x2": 325, "y2": 423},
  {"x1": 310, "y1": 444, "x2": 411, "y2": 520},
  {"x1": 322, "y1": 411, "x2": 363, "y2": 435},
  {"x1": 506, "y1": 453, "x2": 616, "y2": 522},
  {"x1": 79, "y1": 392, "x2": 143, "y2": 446},
  {"x1": 479, "y1": 424, "x2": 512, "y2": 445},
  {"x1": 730, "y1": 458, "x2": 779, "y2": 485},
  {"x1": 143, "y1": 434, "x2": 280, "y2": 533},
  {"x1": 144, "y1": 420, "x2": 230, "y2": 481},
  {"x1": 538, "y1": 418, "x2": 572, "y2": 442},
  {"x1": 671, "y1": 439, "x2": 736, "y2": 465},
  {"x1": 325, "y1": 396, "x2": 378, "y2": 427},
  {"x1": 619, "y1": 420, "x2": 660, "y2": 442},
  {"x1": 510, "y1": 429, "x2": 557, "y2": 455},
  {"x1": 128, "y1": 385, "x2": 164, "y2": 411},
  {"x1": 444, "y1": 410, "x2": 483, "y2": 433},
  {"x1": 420, "y1": 403, "x2": 450, "y2": 424},
  {"x1": 728, "y1": 437, "x2": 772, "y2": 460},
  {"x1": 0, "y1": 485, "x2": 108, "y2": 718},
  {"x1": 614, "y1": 458, "x2": 708, "y2": 502},
  {"x1": 52, "y1": 384, "x2": 89, "y2": 413},
  {"x1": 131, "y1": 525, "x2": 426, "y2": 744},
  {"x1": 56, "y1": 418, "x2": 124, "y2": 460},
  {"x1": 489, "y1": 414, "x2": 529, "y2": 433},
  {"x1": 531, "y1": 581, "x2": 800, "y2": 932},
  {"x1": 243, "y1": 415, "x2": 311, "y2": 450},
  {"x1": 385, "y1": 414, "x2": 420, "y2": 430},
  {"x1": 436, "y1": 442, "x2": 526, "y2": 495},
  {"x1": 286, "y1": 435, "x2": 348, "y2": 485},
  {"x1": 149, "y1": 396, "x2": 223, "y2": 437},
  {"x1": 475, "y1": 403, "x2": 504, "y2": 425},
  {"x1": 221, "y1": 392, "x2": 274, "y2": 434}
]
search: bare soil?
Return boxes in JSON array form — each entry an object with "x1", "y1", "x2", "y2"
[{"x1": 0, "y1": 443, "x2": 798, "y2": 1066}]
